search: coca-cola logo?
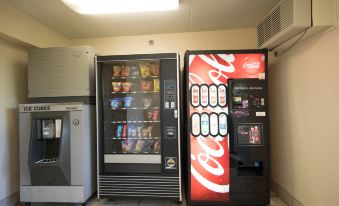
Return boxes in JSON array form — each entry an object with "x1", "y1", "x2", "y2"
[
  {"x1": 243, "y1": 62, "x2": 260, "y2": 69},
  {"x1": 191, "y1": 137, "x2": 229, "y2": 193},
  {"x1": 241, "y1": 56, "x2": 263, "y2": 75}
]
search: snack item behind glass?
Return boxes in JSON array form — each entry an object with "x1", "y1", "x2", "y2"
[
  {"x1": 137, "y1": 126, "x2": 143, "y2": 137},
  {"x1": 122, "y1": 82, "x2": 132, "y2": 92},
  {"x1": 135, "y1": 140, "x2": 147, "y2": 153},
  {"x1": 154, "y1": 140, "x2": 161, "y2": 153},
  {"x1": 122, "y1": 124, "x2": 128, "y2": 138},
  {"x1": 141, "y1": 127, "x2": 149, "y2": 138},
  {"x1": 112, "y1": 82, "x2": 121, "y2": 92},
  {"x1": 122, "y1": 140, "x2": 136, "y2": 153},
  {"x1": 121, "y1": 141, "x2": 128, "y2": 153},
  {"x1": 148, "y1": 140, "x2": 160, "y2": 153},
  {"x1": 141, "y1": 80, "x2": 153, "y2": 91},
  {"x1": 143, "y1": 97, "x2": 153, "y2": 108},
  {"x1": 147, "y1": 140, "x2": 155, "y2": 152},
  {"x1": 152, "y1": 110, "x2": 159, "y2": 121},
  {"x1": 110, "y1": 98, "x2": 123, "y2": 109},
  {"x1": 121, "y1": 64, "x2": 131, "y2": 77},
  {"x1": 153, "y1": 79, "x2": 160, "y2": 92},
  {"x1": 131, "y1": 65, "x2": 140, "y2": 77},
  {"x1": 113, "y1": 65, "x2": 122, "y2": 77},
  {"x1": 147, "y1": 125, "x2": 153, "y2": 137},
  {"x1": 128, "y1": 125, "x2": 137, "y2": 137},
  {"x1": 135, "y1": 140, "x2": 154, "y2": 153},
  {"x1": 140, "y1": 63, "x2": 151, "y2": 77},
  {"x1": 145, "y1": 110, "x2": 153, "y2": 121},
  {"x1": 124, "y1": 97, "x2": 134, "y2": 108},
  {"x1": 128, "y1": 140, "x2": 137, "y2": 153},
  {"x1": 116, "y1": 124, "x2": 123, "y2": 138},
  {"x1": 151, "y1": 62, "x2": 159, "y2": 76}
]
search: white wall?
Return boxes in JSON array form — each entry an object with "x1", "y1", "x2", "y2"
[
  {"x1": 269, "y1": 26, "x2": 339, "y2": 206},
  {"x1": 0, "y1": 37, "x2": 28, "y2": 201},
  {"x1": 71, "y1": 28, "x2": 258, "y2": 62},
  {"x1": 0, "y1": 1, "x2": 69, "y2": 48}
]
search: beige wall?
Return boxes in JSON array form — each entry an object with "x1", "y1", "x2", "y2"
[
  {"x1": 269, "y1": 27, "x2": 339, "y2": 205},
  {"x1": 0, "y1": 38, "x2": 28, "y2": 201},
  {"x1": 71, "y1": 28, "x2": 258, "y2": 62},
  {"x1": 0, "y1": 2, "x2": 69, "y2": 48}
]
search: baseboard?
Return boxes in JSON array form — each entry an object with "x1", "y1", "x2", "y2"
[
  {"x1": 271, "y1": 180, "x2": 304, "y2": 206},
  {"x1": 0, "y1": 192, "x2": 19, "y2": 206}
]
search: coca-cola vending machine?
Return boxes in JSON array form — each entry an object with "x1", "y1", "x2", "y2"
[{"x1": 184, "y1": 50, "x2": 270, "y2": 206}]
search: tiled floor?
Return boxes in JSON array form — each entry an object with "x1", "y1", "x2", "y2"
[{"x1": 26, "y1": 191, "x2": 288, "y2": 206}]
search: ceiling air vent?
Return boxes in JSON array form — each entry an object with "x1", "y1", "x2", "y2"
[{"x1": 257, "y1": 0, "x2": 311, "y2": 49}]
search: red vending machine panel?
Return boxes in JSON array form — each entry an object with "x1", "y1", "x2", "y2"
[{"x1": 185, "y1": 50, "x2": 267, "y2": 205}]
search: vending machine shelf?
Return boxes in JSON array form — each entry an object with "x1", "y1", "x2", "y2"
[
  {"x1": 111, "y1": 76, "x2": 159, "y2": 80},
  {"x1": 111, "y1": 137, "x2": 160, "y2": 140},
  {"x1": 111, "y1": 121, "x2": 160, "y2": 124},
  {"x1": 112, "y1": 91, "x2": 159, "y2": 94},
  {"x1": 110, "y1": 107, "x2": 160, "y2": 110}
]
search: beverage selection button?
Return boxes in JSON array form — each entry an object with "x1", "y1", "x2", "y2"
[
  {"x1": 165, "y1": 102, "x2": 170, "y2": 108},
  {"x1": 171, "y1": 102, "x2": 175, "y2": 108},
  {"x1": 218, "y1": 84, "x2": 227, "y2": 107},
  {"x1": 190, "y1": 85, "x2": 200, "y2": 107},
  {"x1": 200, "y1": 113, "x2": 209, "y2": 136},
  {"x1": 191, "y1": 113, "x2": 200, "y2": 136},
  {"x1": 209, "y1": 85, "x2": 218, "y2": 107},
  {"x1": 200, "y1": 85, "x2": 209, "y2": 107}
]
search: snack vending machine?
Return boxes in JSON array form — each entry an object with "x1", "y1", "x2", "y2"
[
  {"x1": 96, "y1": 53, "x2": 181, "y2": 201},
  {"x1": 184, "y1": 50, "x2": 270, "y2": 206}
]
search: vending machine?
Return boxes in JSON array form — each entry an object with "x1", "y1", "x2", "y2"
[
  {"x1": 96, "y1": 53, "x2": 182, "y2": 201},
  {"x1": 184, "y1": 50, "x2": 270, "y2": 206}
]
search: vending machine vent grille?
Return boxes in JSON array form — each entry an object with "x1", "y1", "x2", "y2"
[
  {"x1": 98, "y1": 175, "x2": 180, "y2": 199},
  {"x1": 256, "y1": 0, "x2": 311, "y2": 49},
  {"x1": 28, "y1": 46, "x2": 95, "y2": 98}
]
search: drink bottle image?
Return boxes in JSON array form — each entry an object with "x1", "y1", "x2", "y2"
[
  {"x1": 201, "y1": 113, "x2": 209, "y2": 136},
  {"x1": 209, "y1": 85, "x2": 218, "y2": 107},
  {"x1": 191, "y1": 113, "x2": 200, "y2": 136},
  {"x1": 200, "y1": 85, "x2": 209, "y2": 107},
  {"x1": 219, "y1": 113, "x2": 228, "y2": 136},
  {"x1": 218, "y1": 85, "x2": 227, "y2": 107}
]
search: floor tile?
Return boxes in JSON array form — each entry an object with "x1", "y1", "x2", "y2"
[
  {"x1": 269, "y1": 197, "x2": 288, "y2": 206},
  {"x1": 24, "y1": 195, "x2": 288, "y2": 206}
]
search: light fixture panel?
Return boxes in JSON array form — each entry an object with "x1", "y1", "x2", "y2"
[{"x1": 61, "y1": 0, "x2": 179, "y2": 14}]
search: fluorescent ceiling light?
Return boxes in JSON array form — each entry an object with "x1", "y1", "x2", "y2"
[{"x1": 61, "y1": 0, "x2": 179, "y2": 14}]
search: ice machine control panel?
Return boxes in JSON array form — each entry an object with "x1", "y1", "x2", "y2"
[{"x1": 164, "y1": 79, "x2": 177, "y2": 109}]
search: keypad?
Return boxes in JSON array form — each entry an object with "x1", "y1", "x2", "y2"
[{"x1": 164, "y1": 80, "x2": 176, "y2": 109}]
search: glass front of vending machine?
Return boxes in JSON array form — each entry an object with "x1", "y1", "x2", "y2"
[
  {"x1": 103, "y1": 60, "x2": 162, "y2": 172},
  {"x1": 96, "y1": 53, "x2": 182, "y2": 201}
]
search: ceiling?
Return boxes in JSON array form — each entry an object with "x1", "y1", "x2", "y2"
[{"x1": 2, "y1": 0, "x2": 280, "y2": 39}]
